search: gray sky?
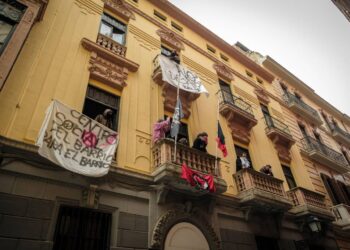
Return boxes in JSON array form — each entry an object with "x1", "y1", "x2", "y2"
[{"x1": 169, "y1": 0, "x2": 350, "y2": 116}]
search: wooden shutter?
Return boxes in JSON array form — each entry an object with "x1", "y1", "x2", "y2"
[{"x1": 320, "y1": 174, "x2": 339, "y2": 205}]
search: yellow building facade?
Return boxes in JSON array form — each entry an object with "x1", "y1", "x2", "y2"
[{"x1": 0, "y1": 0, "x2": 349, "y2": 249}]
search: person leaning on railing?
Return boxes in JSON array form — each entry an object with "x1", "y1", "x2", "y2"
[
  {"x1": 152, "y1": 117, "x2": 171, "y2": 143},
  {"x1": 192, "y1": 132, "x2": 208, "y2": 153},
  {"x1": 260, "y1": 164, "x2": 274, "y2": 177}
]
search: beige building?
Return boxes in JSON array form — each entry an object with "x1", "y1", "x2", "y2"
[{"x1": 0, "y1": 0, "x2": 349, "y2": 249}]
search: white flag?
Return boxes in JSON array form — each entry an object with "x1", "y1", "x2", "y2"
[
  {"x1": 36, "y1": 100, "x2": 118, "y2": 177},
  {"x1": 158, "y1": 55, "x2": 209, "y2": 95}
]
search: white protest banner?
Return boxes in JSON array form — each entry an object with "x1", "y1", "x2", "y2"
[
  {"x1": 158, "y1": 55, "x2": 209, "y2": 96},
  {"x1": 36, "y1": 100, "x2": 118, "y2": 177}
]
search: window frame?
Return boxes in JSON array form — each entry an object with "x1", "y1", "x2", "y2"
[
  {"x1": 99, "y1": 13, "x2": 127, "y2": 45},
  {"x1": 234, "y1": 144, "x2": 254, "y2": 169},
  {"x1": 282, "y1": 165, "x2": 297, "y2": 189}
]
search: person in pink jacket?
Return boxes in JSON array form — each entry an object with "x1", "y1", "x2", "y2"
[{"x1": 152, "y1": 117, "x2": 171, "y2": 143}]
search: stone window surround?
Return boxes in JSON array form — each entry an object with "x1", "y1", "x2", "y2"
[{"x1": 0, "y1": 0, "x2": 48, "y2": 91}]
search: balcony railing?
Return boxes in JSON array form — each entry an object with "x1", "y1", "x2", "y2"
[
  {"x1": 331, "y1": 125, "x2": 350, "y2": 145},
  {"x1": 218, "y1": 89, "x2": 254, "y2": 117},
  {"x1": 283, "y1": 92, "x2": 322, "y2": 125},
  {"x1": 301, "y1": 136, "x2": 349, "y2": 171},
  {"x1": 96, "y1": 33, "x2": 127, "y2": 57},
  {"x1": 264, "y1": 115, "x2": 291, "y2": 135},
  {"x1": 235, "y1": 168, "x2": 286, "y2": 197},
  {"x1": 152, "y1": 138, "x2": 220, "y2": 176},
  {"x1": 331, "y1": 204, "x2": 350, "y2": 230},
  {"x1": 287, "y1": 187, "x2": 327, "y2": 210}
]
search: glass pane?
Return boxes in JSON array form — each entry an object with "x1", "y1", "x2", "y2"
[
  {"x1": 99, "y1": 22, "x2": 112, "y2": 37},
  {"x1": 112, "y1": 31, "x2": 125, "y2": 45},
  {"x1": 0, "y1": 20, "x2": 13, "y2": 48}
]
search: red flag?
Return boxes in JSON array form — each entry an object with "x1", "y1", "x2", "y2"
[
  {"x1": 216, "y1": 122, "x2": 228, "y2": 157},
  {"x1": 181, "y1": 163, "x2": 216, "y2": 192}
]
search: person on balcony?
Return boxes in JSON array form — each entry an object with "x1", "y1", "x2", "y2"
[
  {"x1": 152, "y1": 117, "x2": 171, "y2": 143},
  {"x1": 192, "y1": 132, "x2": 208, "y2": 153},
  {"x1": 169, "y1": 50, "x2": 180, "y2": 64},
  {"x1": 260, "y1": 165, "x2": 274, "y2": 177},
  {"x1": 95, "y1": 109, "x2": 114, "y2": 129},
  {"x1": 236, "y1": 152, "x2": 251, "y2": 171}
]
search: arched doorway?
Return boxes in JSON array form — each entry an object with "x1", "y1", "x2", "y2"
[{"x1": 164, "y1": 222, "x2": 210, "y2": 250}]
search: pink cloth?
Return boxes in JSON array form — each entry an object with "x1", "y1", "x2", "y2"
[{"x1": 152, "y1": 119, "x2": 170, "y2": 143}]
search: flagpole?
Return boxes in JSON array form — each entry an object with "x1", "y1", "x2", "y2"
[
  {"x1": 173, "y1": 64, "x2": 181, "y2": 163},
  {"x1": 215, "y1": 91, "x2": 220, "y2": 176}
]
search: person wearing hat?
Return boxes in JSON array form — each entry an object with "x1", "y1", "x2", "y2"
[{"x1": 192, "y1": 132, "x2": 208, "y2": 153}]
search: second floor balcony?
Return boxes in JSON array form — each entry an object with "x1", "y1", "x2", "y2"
[
  {"x1": 152, "y1": 139, "x2": 227, "y2": 200},
  {"x1": 234, "y1": 168, "x2": 292, "y2": 212},
  {"x1": 301, "y1": 136, "x2": 350, "y2": 173},
  {"x1": 218, "y1": 89, "x2": 258, "y2": 145},
  {"x1": 331, "y1": 204, "x2": 350, "y2": 231},
  {"x1": 287, "y1": 187, "x2": 334, "y2": 220},
  {"x1": 283, "y1": 92, "x2": 323, "y2": 126},
  {"x1": 264, "y1": 115, "x2": 295, "y2": 163},
  {"x1": 331, "y1": 125, "x2": 350, "y2": 146}
]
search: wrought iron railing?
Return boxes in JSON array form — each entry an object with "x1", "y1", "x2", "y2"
[
  {"x1": 263, "y1": 115, "x2": 291, "y2": 135},
  {"x1": 287, "y1": 187, "x2": 327, "y2": 210},
  {"x1": 283, "y1": 91, "x2": 321, "y2": 120},
  {"x1": 234, "y1": 168, "x2": 286, "y2": 197},
  {"x1": 332, "y1": 125, "x2": 350, "y2": 140},
  {"x1": 218, "y1": 89, "x2": 254, "y2": 116},
  {"x1": 96, "y1": 33, "x2": 127, "y2": 57},
  {"x1": 301, "y1": 136, "x2": 348, "y2": 166},
  {"x1": 152, "y1": 139, "x2": 220, "y2": 176}
]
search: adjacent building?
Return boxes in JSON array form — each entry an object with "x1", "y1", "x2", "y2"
[{"x1": 0, "y1": 0, "x2": 349, "y2": 249}]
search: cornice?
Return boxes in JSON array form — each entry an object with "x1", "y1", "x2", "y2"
[
  {"x1": 126, "y1": 1, "x2": 273, "y2": 83},
  {"x1": 263, "y1": 56, "x2": 350, "y2": 124}
]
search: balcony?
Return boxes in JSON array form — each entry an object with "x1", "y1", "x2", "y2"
[
  {"x1": 283, "y1": 92, "x2": 322, "y2": 126},
  {"x1": 152, "y1": 139, "x2": 227, "y2": 201},
  {"x1": 152, "y1": 55, "x2": 200, "y2": 118},
  {"x1": 287, "y1": 187, "x2": 334, "y2": 220},
  {"x1": 301, "y1": 136, "x2": 350, "y2": 173},
  {"x1": 218, "y1": 90, "x2": 258, "y2": 145},
  {"x1": 81, "y1": 34, "x2": 139, "y2": 90},
  {"x1": 331, "y1": 204, "x2": 350, "y2": 231},
  {"x1": 331, "y1": 125, "x2": 350, "y2": 146},
  {"x1": 264, "y1": 116, "x2": 295, "y2": 163},
  {"x1": 234, "y1": 168, "x2": 292, "y2": 212}
]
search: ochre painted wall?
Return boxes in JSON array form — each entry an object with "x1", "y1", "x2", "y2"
[{"x1": 0, "y1": 0, "x2": 349, "y2": 198}]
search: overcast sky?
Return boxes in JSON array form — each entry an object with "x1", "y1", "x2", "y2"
[{"x1": 169, "y1": 0, "x2": 350, "y2": 116}]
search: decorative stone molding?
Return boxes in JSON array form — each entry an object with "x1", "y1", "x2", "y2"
[
  {"x1": 231, "y1": 125, "x2": 252, "y2": 145},
  {"x1": 274, "y1": 143, "x2": 293, "y2": 163},
  {"x1": 103, "y1": 0, "x2": 135, "y2": 20},
  {"x1": 150, "y1": 208, "x2": 221, "y2": 250},
  {"x1": 254, "y1": 88, "x2": 270, "y2": 104},
  {"x1": 81, "y1": 37, "x2": 139, "y2": 89},
  {"x1": 156, "y1": 29, "x2": 184, "y2": 51},
  {"x1": 213, "y1": 62, "x2": 233, "y2": 82},
  {"x1": 88, "y1": 52, "x2": 128, "y2": 90},
  {"x1": 82, "y1": 184, "x2": 99, "y2": 208}
]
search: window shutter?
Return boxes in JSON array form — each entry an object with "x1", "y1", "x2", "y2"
[
  {"x1": 337, "y1": 181, "x2": 350, "y2": 205},
  {"x1": 329, "y1": 178, "x2": 347, "y2": 204},
  {"x1": 321, "y1": 174, "x2": 338, "y2": 205}
]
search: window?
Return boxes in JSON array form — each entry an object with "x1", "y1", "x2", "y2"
[
  {"x1": 53, "y1": 205, "x2": 112, "y2": 250},
  {"x1": 246, "y1": 70, "x2": 253, "y2": 78},
  {"x1": 255, "y1": 236, "x2": 279, "y2": 250},
  {"x1": 282, "y1": 165, "x2": 297, "y2": 189},
  {"x1": 0, "y1": 1, "x2": 26, "y2": 55},
  {"x1": 219, "y1": 79, "x2": 234, "y2": 104},
  {"x1": 321, "y1": 112, "x2": 332, "y2": 130},
  {"x1": 298, "y1": 124, "x2": 308, "y2": 138},
  {"x1": 154, "y1": 10, "x2": 167, "y2": 22},
  {"x1": 294, "y1": 92, "x2": 302, "y2": 100},
  {"x1": 260, "y1": 104, "x2": 273, "y2": 128},
  {"x1": 83, "y1": 85, "x2": 120, "y2": 131},
  {"x1": 321, "y1": 173, "x2": 350, "y2": 205},
  {"x1": 164, "y1": 115, "x2": 189, "y2": 145},
  {"x1": 220, "y1": 53, "x2": 229, "y2": 62},
  {"x1": 256, "y1": 77, "x2": 263, "y2": 84},
  {"x1": 280, "y1": 82, "x2": 288, "y2": 95},
  {"x1": 161, "y1": 45, "x2": 172, "y2": 57},
  {"x1": 206, "y1": 44, "x2": 216, "y2": 54},
  {"x1": 171, "y1": 21, "x2": 183, "y2": 32},
  {"x1": 234, "y1": 145, "x2": 253, "y2": 169},
  {"x1": 99, "y1": 13, "x2": 126, "y2": 45},
  {"x1": 342, "y1": 150, "x2": 350, "y2": 165}
]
